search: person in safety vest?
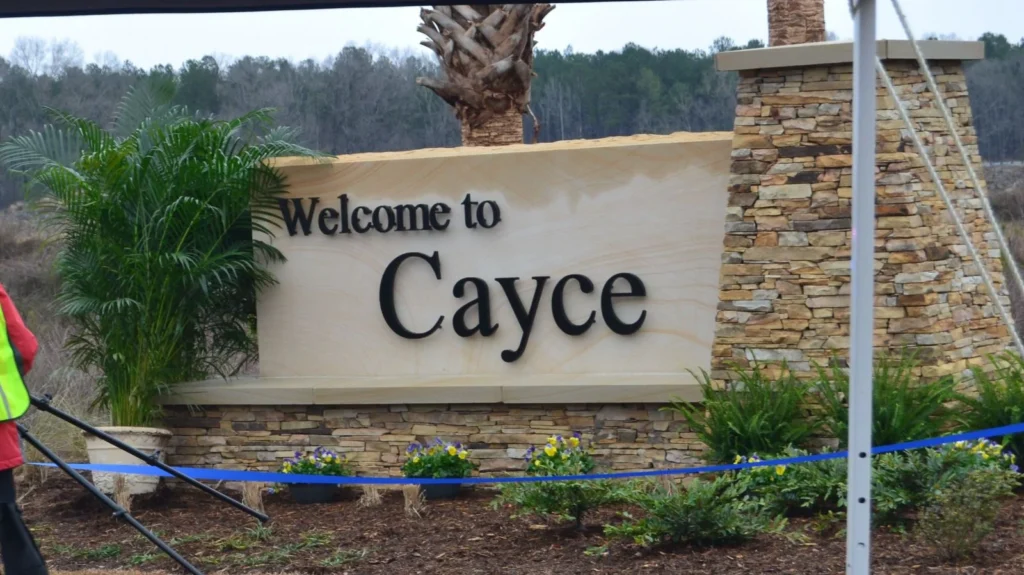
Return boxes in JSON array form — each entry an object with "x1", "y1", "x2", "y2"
[{"x1": 0, "y1": 282, "x2": 49, "y2": 574}]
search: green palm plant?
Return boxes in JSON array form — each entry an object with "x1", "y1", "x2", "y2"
[{"x1": 0, "y1": 79, "x2": 327, "y2": 427}]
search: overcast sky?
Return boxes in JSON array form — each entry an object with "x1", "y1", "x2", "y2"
[{"x1": 0, "y1": 0, "x2": 1019, "y2": 69}]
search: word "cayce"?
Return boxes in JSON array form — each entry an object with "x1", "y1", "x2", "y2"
[{"x1": 378, "y1": 251, "x2": 648, "y2": 363}]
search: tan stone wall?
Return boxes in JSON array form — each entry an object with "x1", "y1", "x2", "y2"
[
  {"x1": 164, "y1": 404, "x2": 704, "y2": 475},
  {"x1": 712, "y1": 59, "x2": 1014, "y2": 382}
]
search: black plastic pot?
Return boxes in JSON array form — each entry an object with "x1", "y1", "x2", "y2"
[
  {"x1": 421, "y1": 483, "x2": 462, "y2": 500},
  {"x1": 289, "y1": 483, "x2": 337, "y2": 504}
]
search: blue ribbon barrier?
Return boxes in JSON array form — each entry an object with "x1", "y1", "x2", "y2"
[{"x1": 28, "y1": 421, "x2": 1024, "y2": 485}]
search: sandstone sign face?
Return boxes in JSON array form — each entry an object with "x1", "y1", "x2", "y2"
[{"x1": 172, "y1": 133, "x2": 732, "y2": 405}]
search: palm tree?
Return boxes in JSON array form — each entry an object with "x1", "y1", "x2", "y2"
[
  {"x1": 768, "y1": 0, "x2": 826, "y2": 46},
  {"x1": 416, "y1": 4, "x2": 555, "y2": 147},
  {"x1": 0, "y1": 78, "x2": 327, "y2": 427}
]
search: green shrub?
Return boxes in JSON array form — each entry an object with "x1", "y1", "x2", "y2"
[
  {"x1": 916, "y1": 467, "x2": 1018, "y2": 560},
  {"x1": 0, "y1": 79, "x2": 327, "y2": 427},
  {"x1": 664, "y1": 362, "x2": 819, "y2": 464},
  {"x1": 962, "y1": 351, "x2": 1024, "y2": 460},
  {"x1": 604, "y1": 475, "x2": 776, "y2": 547},
  {"x1": 874, "y1": 439, "x2": 1019, "y2": 524},
  {"x1": 813, "y1": 350, "x2": 962, "y2": 448},
  {"x1": 492, "y1": 434, "x2": 633, "y2": 530},
  {"x1": 733, "y1": 439, "x2": 1017, "y2": 525},
  {"x1": 737, "y1": 448, "x2": 847, "y2": 516},
  {"x1": 401, "y1": 439, "x2": 477, "y2": 479}
]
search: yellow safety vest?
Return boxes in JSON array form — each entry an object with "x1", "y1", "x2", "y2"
[{"x1": 0, "y1": 304, "x2": 31, "y2": 422}]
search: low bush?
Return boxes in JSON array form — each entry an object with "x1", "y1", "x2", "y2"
[
  {"x1": 664, "y1": 362, "x2": 818, "y2": 464},
  {"x1": 733, "y1": 439, "x2": 1018, "y2": 526},
  {"x1": 962, "y1": 351, "x2": 1024, "y2": 460},
  {"x1": 813, "y1": 350, "x2": 962, "y2": 448},
  {"x1": 916, "y1": 467, "x2": 1018, "y2": 560},
  {"x1": 873, "y1": 439, "x2": 1019, "y2": 523},
  {"x1": 402, "y1": 438, "x2": 477, "y2": 479},
  {"x1": 604, "y1": 474, "x2": 777, "y2": 547},
  {"x1": 492, "y1": 433, "x2": 633, "y2": 530},
  {"x1": 736, "y1": 448, "x2": 847, "y2": 516}
]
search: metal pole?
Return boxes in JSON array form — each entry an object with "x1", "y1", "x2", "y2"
[
  {"x1": 847, "y1": 0, "x2": 876, "y2": 574},
  {"x1": 18, "y1": 424, "x2": 205, "y2": 575},
  {"x1": 29, "y1": 395, "x2": 269, "y2": 523}
]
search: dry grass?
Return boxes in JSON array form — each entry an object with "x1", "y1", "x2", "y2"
[
  {"x1": 0, "y1": 210, "x2": 102, "y2": 469},
  {"x1": 357, "y1": 485, "x2": 384, "y2": 507},
  {"x1": 402, "y1": 484, "x2": 425, "y2": 518}
]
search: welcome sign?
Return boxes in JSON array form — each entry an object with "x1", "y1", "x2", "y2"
[{"x1": 175, "y1": 133, "x2": 732, "y2": 405}]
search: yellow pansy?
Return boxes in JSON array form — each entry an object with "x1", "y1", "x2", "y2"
[
  {"x1": 458, "y1": 450, "x2": 468, "y2": 460},
  {"x1": 569, "y1": 437, "x2": 580, "y2": 448},
  {"x1": 447, "y1": 445, "x2": 457, "y2": 456},
  {"x1": 734, "y1": 455, "x2": 743, "y2": 465},
  {"x1": 547, "y1": 436, "x2": 558, "y2": 446},
  {"x1": 544, "y1": 445, "x2": 557, "y2": 457},
  {"x1": 982, "y1": 452, "x2": 990, "y2": 460},
  {"x1": 775, "y1": 465, "x2": 785, "y2": 476},
  {"x1": 413, "y1": 456, "x2": 420, "y2": 464}
]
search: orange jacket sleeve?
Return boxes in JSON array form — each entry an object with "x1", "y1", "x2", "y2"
[{"x1": 0, "y1": 282, "x2": 38, "y2": 375}]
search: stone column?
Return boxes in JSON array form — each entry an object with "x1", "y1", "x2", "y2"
[{"x1": 711, "y1": 40, "x2": 1013, "y2": 382}]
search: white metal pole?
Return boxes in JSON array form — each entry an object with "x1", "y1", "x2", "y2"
[{"x1": 847, "y1": 0, "x2": 876, "y2": 574}]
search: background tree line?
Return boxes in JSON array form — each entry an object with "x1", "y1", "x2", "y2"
[{"x1": 1, "y1": 32, "x2": 1022, "y2": 207}]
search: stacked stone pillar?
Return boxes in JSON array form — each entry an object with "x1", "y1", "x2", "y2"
[{"x1": 711, "y1": 40, "x2": 1014, "y2": 382}]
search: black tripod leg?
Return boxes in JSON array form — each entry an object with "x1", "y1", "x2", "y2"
[
  {"x1": 17, "y1": 424, "x2": 204, "y2": 575},
  {"x1": 30, "y1": 395, "x2": 268, "y2": 523}
]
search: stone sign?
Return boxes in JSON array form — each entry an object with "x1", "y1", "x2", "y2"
[{"x1": 170, "y1": 133, "x2": 733, "y2": 406}]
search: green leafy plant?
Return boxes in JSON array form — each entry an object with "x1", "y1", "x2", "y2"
[
  {"x1": 735, "y1": 448, "x2": 847, "y2": 516},
  {"x1": 916, "y1": 467, "x2": 1018, "y2": 560},
  {"x1": 872, "y1": 439, "x2": 1018, "y2": 524},
  {"x1": 813, "y1": 350, "x2": 962, "y2": 448},
  {"x1": 604, "y1": 474, "x2": 777, "y2": 547},
  {"x1": 664, "y1": 362, "x2": 818, "y2": 464},
  {"x1": 402, "y1": 438, "x2": 477, "y2": 479},
  {"x1": 0, "y1": 78, "x2": 327, "y2": 427},
  {"x1": 492, "y1": 433, "x2": 631, "y2": 530},
  {"x1": 962, "y1": 351, "x2": 1024, "y2": 460},
  {"x1": 279, "y1": 447, "x2": 355, "y2": 477}
]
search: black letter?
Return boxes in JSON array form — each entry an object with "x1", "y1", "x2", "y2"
[
  {"x1": 379, "y1": 251, "x2": 444, "y2": 339},
  {"x1": 339, "y1": 194, "x2": 351, "y2": 234},
  {"x1": 318, "y1": 207, "x2": 339, "y2": 235},
  {"x1": 430, "y1": 203, "x2": 452, "y2": 230},
  {"x1": 277, "y1": 197, "x2": 319, "y2": 236},
  {"x1": 372, "y1": 205, "x2": 395, "y2": 232},
  {"x1": 352, "y1": 206, "x2": 372, "y2": 233},
  {"x1": 476, "y1": 200, "x2": 502, "y2": 229},
  {"x1": 552, "y1": 274, "x2": 597, "y2": 336},
  {"x1": 461, "y1": 194, "x2": 477, "y2": 228},
  {"x1": 395, "y1": 204, "x2": 431, "y2": 231},
  {"x1": 601, "y1": 273, "x2": 647, "y2": 335},
  {"x1": 495, "y1": 277, "x2": 550, "y2": 363},
  {"x1": 453, "y1": 278, "x2": 498, "y2": 337}
]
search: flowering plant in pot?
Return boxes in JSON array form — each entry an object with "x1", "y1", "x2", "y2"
[
  {"x1": 402, "y1": 438, "x2": 477, "y2": 499},
  {"x1": 279, "y1": 447, "x2": 356, "y2": 504},
  {"x1": 0, "y1": 78, "x2": 326, "y2": 496}
]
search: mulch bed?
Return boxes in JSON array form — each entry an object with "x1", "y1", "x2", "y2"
[{"x1": 20, "y1": 476, "x2": 1024, "y2": 574}]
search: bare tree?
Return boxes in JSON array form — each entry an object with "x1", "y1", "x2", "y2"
[{"x1": 10, "y1": 37, "x2": 47, "y2": 75}]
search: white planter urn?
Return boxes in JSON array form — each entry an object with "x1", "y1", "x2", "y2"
[{"x1": 84, "y1": 427, "x2": 173, "y2": 495}]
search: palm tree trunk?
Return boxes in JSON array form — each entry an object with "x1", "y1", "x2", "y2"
[
  {"x1": 461, "y1": 107, "x2": 524, "y2": 147},
  {"x1": 768, "y1": 0, "x2": 826, "y2": 46}
]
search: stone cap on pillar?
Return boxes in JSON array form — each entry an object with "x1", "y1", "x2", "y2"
[{"x1": 715, "y1": 40, "x2": 984, "y2": 71}]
